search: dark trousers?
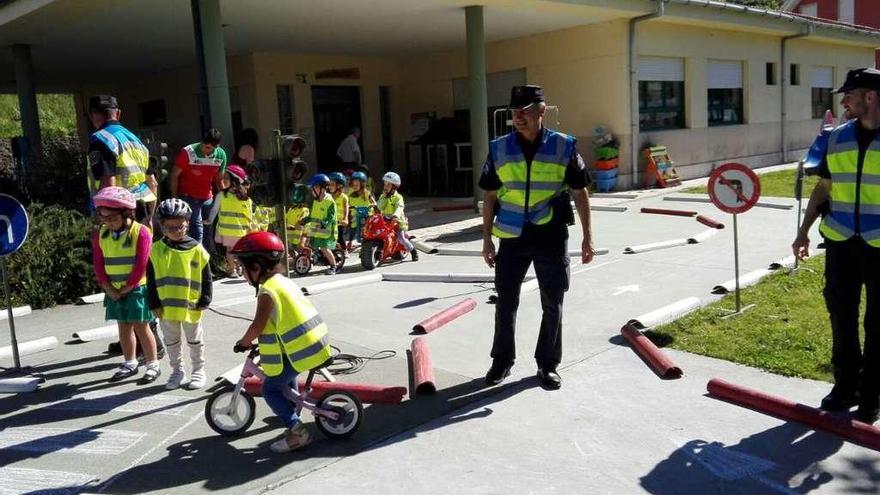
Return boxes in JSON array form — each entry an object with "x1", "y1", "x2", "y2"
[
  {"x1": 492, "y1": 236, "x2": 570, "y2": 369},
  {"x1": 824, "y1": 237, "x2": 880, "y2": 402}
]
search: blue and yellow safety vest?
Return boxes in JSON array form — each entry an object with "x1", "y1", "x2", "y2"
[
  {"x1": 490, "y1": 129, "x2": 574, "y2": 238},
  {"x1": 819, "y1": 120, "x2": 880, "y2": 248},
  {"x1": 89, "y1": 123, "x2": 152, "y2": 201}
]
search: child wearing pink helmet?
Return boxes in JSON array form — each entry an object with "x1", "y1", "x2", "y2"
[{"x1": 91, "y1": 186, "x2": 161, "y2": 383}]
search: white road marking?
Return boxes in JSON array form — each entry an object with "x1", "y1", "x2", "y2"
[
  {"x1": 0, "y1": 467, "x2": 96, "y2": 495},
  {"x1": 48, "y1": 390, "x2": 193, "y2": 416},
  {"x1": 0, "y1": 427, "x2": 145, "y2": 455}
]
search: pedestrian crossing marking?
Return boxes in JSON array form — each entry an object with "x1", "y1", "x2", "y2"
[{"x1": 0, "y1": 427, "x2": 145, "y2": 455}]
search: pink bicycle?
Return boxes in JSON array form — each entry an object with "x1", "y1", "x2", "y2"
[{"x1": 205, "y1": 344, "x2": 364, "y2": 438}]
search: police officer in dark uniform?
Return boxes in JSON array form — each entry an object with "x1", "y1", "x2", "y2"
[
  {"x1": 793, "y1": 68, "x2": 880, "y2": 423},
  {"x1": 480, "y1": 85, "x2": 595, "y2": 390}
]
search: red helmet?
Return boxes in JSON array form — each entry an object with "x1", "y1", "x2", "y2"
[
  {"x1": 231, "y1": 231, "x2": 284, "y2": 261},
  {"x1": 227, "y1": 164, "x2": 248, "y2": 183}
]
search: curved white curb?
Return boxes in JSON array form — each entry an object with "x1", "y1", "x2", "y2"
[
  {"x1": 712, "y1": 268, "x2": 773, "y2": 294},
  {"x1": 0, "y1": 306, "x2": 31, "y2": 321},
  {"x1": 412, "y1": 239, "x2": 439, "y2": 254},
  {"x1": 79, "y1": 293, "x2": 105, "y2": 304},
  {"x1": 769, "y1": 255, "x2": 796, "y2": 270},
  {"x1": 72, "y1": 325, "x2": 117, "y2": 342},
  {"x1": 627, "y1": 297, "x2": 702, "y2": 329},
  {"x1": 301, "y1": 273, "x2": 383, "y2": 295},
  {"x1": 624, "y1": 238, "x2": 689, "y2": 254},
  {"x1": 591, "y1": 193, "x2": 638, "y2": 199},
  {"x1": 591, "y1": 205, "x2": 628, "y2": 212},
  {"x1": 0, "y1": 336, "x2": 58, "y2": 360},
  {"x1": 688, "y1": 229, "x2": 720, "y2": 244},
  {"x1": 0, "y1": 377, "x2": 42, "y2": 393},
  {"x1": 382, "y1": 272, "x2": 499, "y2": 283}
]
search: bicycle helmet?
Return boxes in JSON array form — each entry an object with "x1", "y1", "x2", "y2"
[
  {"x1": 230, "y1": 231, "x2": 285, "y2": 261},
  {"x1": 93, "y1": 186, "x2": 136, "y2": 210},
  {"x1": 329, "y1": 172, "x2": 348, "y2": 187},
  {"x1": 351, "y1": 171, "x2": 368, "y2": 183},
  {"x1": 307, "y1": 174, "x2": 330, "y2": 188},
  {"x1": 227, "y1": 164, "x2": 248, "y2": 183},
  {"x1": 156, "y1": 198, "x2": 192, "y2": 220},
  {"x1": 291, "y1": 184, "x2": 309, "y2": 204},
  {"x1": 382, "y1": 171, "x2": 401, "y2": 187}
]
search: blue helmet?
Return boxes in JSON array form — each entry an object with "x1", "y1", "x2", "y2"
[
  {"x1": 307, "y1": 174, "x2": 330, "y2": 188},
  {"x1": 329, "y1": 172, "x2": 348, "y2": 186},
  {"x1": 351, "y1": 171, "x2": 368, "y2": 183}
]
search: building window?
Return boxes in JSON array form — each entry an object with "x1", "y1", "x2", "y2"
[
  {"x1": 138, "y1": 99, "x2": 167, "y2": 127},
  {"x1": 707, "y1": 60, "x2": 744, "y2": 126},
  {"x1": 799, "y1": 3, "x2": 818, "y2": 17},
  {"x1": 811, "y1": 66, "x2": 834, "y2": 119},
  {"x1": 839, "y1": 0, "x2": 854, "y2": 24},
  {"x1": 638, "y1": 57, "x2": 686, "y2": 131},
  {"x1": 276, "y1": 84, "x2": 295, "y2": 134},
  {"x1": 766, "y1": 62, "x2": 777, "y2": 86},
  {"x1": 790, "y1": 64, "x2": 801, "y2": 86}
]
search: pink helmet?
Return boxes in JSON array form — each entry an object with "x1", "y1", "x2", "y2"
[
  {"x1": 227, "y1": 165, "x2": 248, "y2": 183},
  {"x1": 93, "y1": 186, "x2": 136, "y2": 210}
]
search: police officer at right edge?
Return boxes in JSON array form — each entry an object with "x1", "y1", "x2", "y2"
[
  {"x1": 481, "y1": 85, "x2": 595, "y2": 390},
  {"x1": 793, "y1": 68, "x2": 880, "y2": 423}
]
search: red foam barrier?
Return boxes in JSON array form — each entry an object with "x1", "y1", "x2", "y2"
[
  {"x1": 413, "y1": 298, "x2": 478, "y2": 333},
  {"x1": 243, "y1": 376, "x2": 407, "y2": 404},
  {"x1": 707, "y1": 378, "x2": 880, "y2": 451},
  {"x1": 411, "y1": 337, "x2": 436, "y2": 395},
  {"x1": 640, "y1": 207, "x2": 698, "y2": 217},
  {"x1": 696, "y1": 215, "x2": 725, "y2": 229},
  {"x1": 620, "y1": 324, "x2": 683, "y2": 379},
  {"x1": 432, "y1": 204, "x2": 473, "y2": 212}
]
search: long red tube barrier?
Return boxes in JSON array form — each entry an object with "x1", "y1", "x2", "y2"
[
  {"x1": 620, "y1": 324, "x2": 683, "y2": 379},
  {"x1": 413, "y1": 298, "x2": 478, "y2": 333},
  {"x1": 696, "y1": 215, "x2": 725, "y2": 229},
  {"x1": 243, "y1": 376, "x2": 407, "y2": 404},
  {"x1": 432, "y1": 204, "x2": 473, "y2": 212},
  {"x1": 640, "y1": 207, "x2": 698, "y2": 217},
  {"x1": 707, "y1": 378, "x2": 880, "y2": 451},
  {"x1": 411, "y1": 337, "x2": 436, "y2": 395}
]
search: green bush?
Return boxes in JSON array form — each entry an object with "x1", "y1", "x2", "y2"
[{"x1": 4, "y1": 203, "x2": 98, "y2": 309}]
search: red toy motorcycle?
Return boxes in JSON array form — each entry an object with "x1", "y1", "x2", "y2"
[{"x1": 359, "y1": 209, "x2": 412, "y2": 270}]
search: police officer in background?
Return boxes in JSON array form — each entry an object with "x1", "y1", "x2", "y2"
[
  {"x1": 793, "y1": 68, "x2": 880, "y2": 424},
  {"x1": 480, "y1": 85, "x2": 595, "y2": 390},
  {"x1": 87, "y1": 94, "x2": 158, "y2": 225}
]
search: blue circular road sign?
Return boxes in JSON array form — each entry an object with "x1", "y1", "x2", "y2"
[{"x1": 0, "y1": 194, "x2": 28, "y2": 256}]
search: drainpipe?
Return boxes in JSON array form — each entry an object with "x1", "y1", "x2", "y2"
[
  {"x1": 781, "y1": 26, "x2": 812, "y2": 164},
  {"x1": 629, "y1": 0, "x2": 665, "y2": 189}
]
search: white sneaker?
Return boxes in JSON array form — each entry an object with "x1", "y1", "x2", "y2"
[
  {"x1": 269, "y1": 423, "x2": 313, "y2": 453},
  {"x1": 165, "y1": 369, "x2": 186, "y2": 390},
  {"x1": 186, "y1": 369, "x2": 206, "y2": 390}
]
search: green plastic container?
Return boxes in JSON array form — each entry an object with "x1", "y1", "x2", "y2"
[{"x1": 595, "y1": 146, "x2": 619, "y2": 160}]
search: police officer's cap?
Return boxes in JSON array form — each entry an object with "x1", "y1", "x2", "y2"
[
  {"x1": 833, "y1": 68, "x2": 880, "y2": 94},
  {"x1": 509, "y1": 85, "x2": 545, "y2": 110},
  {"x1": 88, "y1": 95, "x2": 119, "y2": 112}
]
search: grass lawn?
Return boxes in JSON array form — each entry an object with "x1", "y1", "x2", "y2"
[
  {"x1": 682, "y1": 168, "x2": 819, "y2": 199},
  {"x1": 648, "y1": 255, "x2": 865, "y2": 383}
]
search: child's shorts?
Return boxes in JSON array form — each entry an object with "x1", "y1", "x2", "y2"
[
  {"x1": 309, "y1": 236, "x2": 337, "y2": 250},
  {"x1": 104, "y1": 285, "x2": 153, "y2": 322}
]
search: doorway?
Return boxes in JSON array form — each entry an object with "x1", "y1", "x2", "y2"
[{"x1": 311, "y1": 85, "x2": 362, "y2": 172}]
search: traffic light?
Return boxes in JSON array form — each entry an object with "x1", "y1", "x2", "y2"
[{"x1": 250, "y1": 158, "x2": 309, "y2": 206}]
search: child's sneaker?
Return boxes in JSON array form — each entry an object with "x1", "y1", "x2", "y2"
[
  {"x1": 325, "y1": 266, "x2": 336, "y2": 275},
  {"x1": 186, "y1": 369, "x2": 206, "y2": 390},
  {"x1": 139, "y1": 362, "x2": 162, "y2": 385},
  {"x1": 165, "y1": 369, "x2": 186, "y2": 390},
  {"x1": 109, "y1": 361, "x2": 139, "y2": 382},
  {"x1": 269, "y1": 423, "x2": 312, "y2": 453}
]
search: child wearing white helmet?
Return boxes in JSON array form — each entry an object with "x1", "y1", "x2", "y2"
[
  {"x1": 91, "y1": 186, "x2": 161, "y2": 384},
  {"x1": 147, "y1": 198, "x2": 213, "y2": 390},
  {"x1": 378, "y1": 172, "x2": 418, "y2": 261}
]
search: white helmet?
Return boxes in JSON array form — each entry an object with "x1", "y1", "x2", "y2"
[
  {"x1": 157, "y1": 198, "x2": 192, "y2": 220},
  {"x1": 382, "y1": 171, "x2": 401, "y2": 187}
]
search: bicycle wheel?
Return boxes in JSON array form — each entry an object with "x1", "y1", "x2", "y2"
[
  {"x1": 314, "y1": 391, "x2": 364, "y2": 439},
  {"x1": 205, "y1": 385, "x2": 256, "y2": 437}
]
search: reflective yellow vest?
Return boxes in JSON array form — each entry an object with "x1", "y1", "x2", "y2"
[
  {"x1": 333, "y1": 191, "x2": 350, "y2": 226},
  {"x1": 285, "y1": 206, "x2": 310, "y2": 246},
  {"x1": 490, "y1": 129, "x2": 574, "y2": 238},
  {"x1": 257, "y1": 274, "x2": 332, "y2": 375},
  {"x1": 254, "y1": 206, "x2": 275, "y2": 232},
  {"x1": 819, "y1": 120, "x2": 880, "y2": 247},
  {"x1": 349, "y1": 192, "x2": 373, "y2": 230},
  {"x1": 89, "y1": 123, "x2": 150, "y2": 198},
  {"x1": 308, "y1": 193, "x2": 337, "y2": 241},
  {"x1": 378, "y1": 191, "x2": 407, "y2": 230},
  {"x1": 216, "y1": 192, "x2": 254, "y2": 238},
  {"x1": 149, "y1": 241, "x2": 209, "y2": 323},
  {"x1": 99, "y1": 221, "x2": 147, "y2": 289}
]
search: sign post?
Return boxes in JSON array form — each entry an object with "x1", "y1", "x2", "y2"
[
  {"x1": 708, "y1": 164, "x2": 761, "y2": 316},
  {"x1": 0, "y1": 194, "x2": 30, "y2": 370}
]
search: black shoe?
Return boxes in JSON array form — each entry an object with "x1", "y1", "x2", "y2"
[
  {"x1": 820, "y1": 386, "x2": 859, "y2": 411},
  {"x1": 537, "y1": 368, "x2": 562, "y2": 390},
  {"x1": 485, "y1": 360, "x2": 513, "y2": 386},
  {"x1": 410, "y1": 249, "x2": 419, "y2": 261}
]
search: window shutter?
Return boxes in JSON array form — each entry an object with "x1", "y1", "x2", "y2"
[
  {"x1": 708, "y1": 60, "x2": 743, "y2": 89},
  {"x1": 638, "y1": 57, "x2": 684, "y2": 82},
  {"x1": 811, "y1": 66, "x2": 833, "y2": 89}
]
